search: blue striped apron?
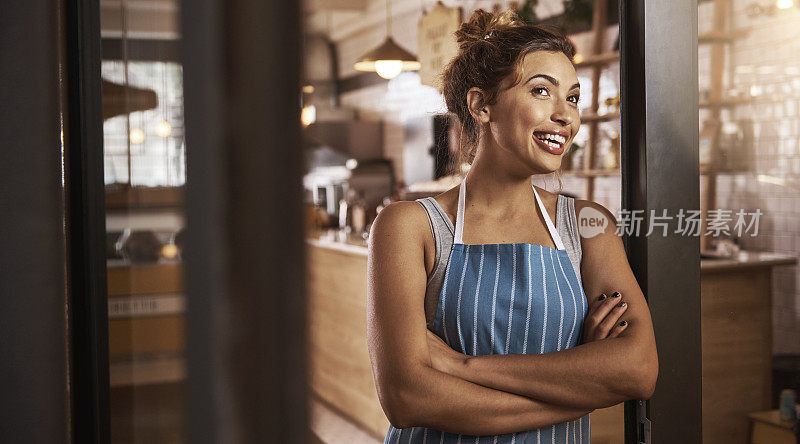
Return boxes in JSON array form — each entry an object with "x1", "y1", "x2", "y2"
[{"x1": 384, "y1": 176, "x2": 590, "y2": 443}]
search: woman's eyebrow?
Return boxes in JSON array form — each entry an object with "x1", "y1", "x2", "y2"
[{"x1": 526, "y1": 73, "x2": 580, "y2": 90}]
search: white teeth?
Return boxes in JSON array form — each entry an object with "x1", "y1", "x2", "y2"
[
  {"x1": 543, "y1": 140, "x2": 560, "y2": 149},
  {"x1": 534, "y1": 132, "x2": 566, "y2": 147},
  {"x1": 535, "y1": 132, "x2": 566, "y2": 144}
]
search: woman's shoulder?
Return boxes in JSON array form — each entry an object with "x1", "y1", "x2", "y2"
[
  {"x1": 374, "y1": 181, "x2": 459, "y2": 227},
  {"x1": 369, "y1": 199, "x2": 440, "y2": 276},
  {"x1": 572, "y1": 198, "x2": 618, "y2": 225},
  {"x1": 572, "y1": 198, "x2": 621, "y2": 251},
  {"x1": 371, "y1": 200, "x2": 430, "y2": 236}
]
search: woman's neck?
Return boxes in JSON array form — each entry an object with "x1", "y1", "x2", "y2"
[{"x1": 465, "y1": 135, "x2": 551, "y2": 214}]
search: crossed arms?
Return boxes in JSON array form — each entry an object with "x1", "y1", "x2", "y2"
[{"x1": 366, "y1": 200, "x2": 658, "y2": 435}]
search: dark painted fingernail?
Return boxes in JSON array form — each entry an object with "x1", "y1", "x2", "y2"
[
  {"x1": 620, "y1": 320, "x2": 627, "y2": 326},
  {"x1": 597, "y1": 294, "x2": 606, "y2": 301},
  {"x1": 617, "y1": 301, "x2": 627, "y2": 308},
  {"x1": 612, "y1": 291, "x2": 621, "y2": 298}
]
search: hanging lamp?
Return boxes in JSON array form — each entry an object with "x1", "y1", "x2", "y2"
[{"x1": 354, "y1": 0, "x2": 420, "y2": 79}]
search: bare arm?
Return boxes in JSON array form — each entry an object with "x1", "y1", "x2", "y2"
[
  {"x1": 427, "y1": 200, "x2": 659, "y2": 410},
  {"x1": 367, "y1": 201, "x2": 593, "y2": 435}
]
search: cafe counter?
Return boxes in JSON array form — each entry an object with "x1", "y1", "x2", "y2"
[{"x1": 306, "y1": 232, "x2": 797, "y2": 443}]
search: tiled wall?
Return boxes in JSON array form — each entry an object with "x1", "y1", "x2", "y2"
[{"x1": 707, "y1": 1, "x2": 800, "y2": 355}]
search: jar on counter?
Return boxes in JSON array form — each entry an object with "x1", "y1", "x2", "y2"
[
  {"x1": 780, "y1": 389, "x2": 797, "y2": 420},
  {"x1": 351, "y1": 192, "x2": 367, "y2": 234},
  {"x1": 338, "y1": 189, "x2": 367, "y2": 236}
]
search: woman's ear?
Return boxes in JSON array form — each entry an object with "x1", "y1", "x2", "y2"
[{"x1": 466, "y1": 87, "x2": 490, "y2": 125}]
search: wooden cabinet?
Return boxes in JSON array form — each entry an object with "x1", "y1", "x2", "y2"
[
  {"x1": 306, "y1": 240, "x2": 388, "y2": 438},
  {"x1": 107, "y1": 262, "x2": 186, "y2": 387},
  {"x1": 747, "y1": 410, "x2": 798, "y2": 444}
]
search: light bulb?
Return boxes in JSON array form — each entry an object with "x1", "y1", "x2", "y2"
[
  {"x1": 155, "y1": 119, "x2": 172, "y2": 138},
  {"x1": 375, "y1": 60, "x2": 403, "y2": 79},
  {"x1": 777, "y1": 0, "x2": 793, "y2": 9},
  {"x1": 161, "y1": 244, "x2": 179, "y2": 259},
  {"x1": 130, "y1": 128, "x2": 145, "y2": 144},
  {"x1": 301, "y1": 104, "x2": 316, "y2": 127}
]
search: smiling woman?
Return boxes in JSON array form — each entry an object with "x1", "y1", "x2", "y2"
[
  {"x1": 366, "y1": 7, "x2": 657, "y2": 444},
  {"x1": 441, "y1": 11, "x2": 579, "y2": 174},
  {"x1": 472, "y1": 49, "x2": 581, "y2": 174}
]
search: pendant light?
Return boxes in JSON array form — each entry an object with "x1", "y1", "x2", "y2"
[{"x1": 354, "y1": 0, "x2": 421, "y2": 79}]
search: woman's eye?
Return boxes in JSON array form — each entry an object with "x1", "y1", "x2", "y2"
[
  {"x1": 532, "y1": 87, "x2": 549, "y2": 96},
  {"x1": 568, "y1": 95, "x2": 580, "y2": 104}
]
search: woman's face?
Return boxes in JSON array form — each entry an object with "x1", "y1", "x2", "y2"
[{"x1": 484, "y1": 50, "x2": 581, "y2": 174}]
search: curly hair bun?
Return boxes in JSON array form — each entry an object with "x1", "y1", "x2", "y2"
[
  {"x1": 440, "y1": 8, "x2": 576, "y2": 169},
  {"x1": 455, "y1": 9, "x2": 524, "y2": 49}
]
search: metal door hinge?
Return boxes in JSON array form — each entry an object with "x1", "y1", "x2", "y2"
[{"x1": 637, "y1": 399, "x2": 652, "y2": 444}]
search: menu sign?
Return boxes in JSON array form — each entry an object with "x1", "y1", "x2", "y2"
[{"x1": 417, "y1": 2, "x2": 462, "y2": 91}]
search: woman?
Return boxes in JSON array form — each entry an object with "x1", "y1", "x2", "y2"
[{"x1": 366, "y1": 9, "x2": 658, "y2": 443}]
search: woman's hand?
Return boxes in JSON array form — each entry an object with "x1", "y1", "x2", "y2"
[
  {"x1": 426, "y1": 329, "x2": 467, "y2": 376},
  {"x1": 581, "y1": 291, "x2": 629, "y2": 344}
]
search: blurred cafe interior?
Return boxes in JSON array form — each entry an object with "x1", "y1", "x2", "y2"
[
  {"x1": 3, "y1": 0, "x2": 800, "y2": 443},
  {"x1": 304, "y1": 1, "x2": 800, "y2": 441}
]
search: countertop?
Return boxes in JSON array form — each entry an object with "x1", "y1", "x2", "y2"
[
  {"x1": 307, "y1": 230, "x2": 798, "y2": 270},
  {"x1": 306, "y1": 230, "x2": 368, "y2": 256},
  {"x1": 700, "y1": 250, "x2": 797, "y2": 272}
]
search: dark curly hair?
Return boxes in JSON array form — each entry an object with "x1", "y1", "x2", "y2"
[{"x1": 440, "y1": 8, "x2": 576, "y2": 176}]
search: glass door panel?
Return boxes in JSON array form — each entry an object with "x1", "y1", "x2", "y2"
[
  {"x1": 99, "y1": 0, "x2": 186, "y2": 441},
  {"x1": 697, "y1": 1, "x2": 800, "y2": 442}
]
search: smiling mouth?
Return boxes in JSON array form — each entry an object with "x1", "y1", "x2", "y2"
[{"x1": 532, "y1": 131, "x2": 567, "y2": 151}]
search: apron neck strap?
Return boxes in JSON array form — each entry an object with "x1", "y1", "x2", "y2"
[
  {"x1": 454, "y1": 178, "x2": 467, "y2": 244},
  {"x1": 454, "y1": 176, "x2": 566, "y2": 251},
  {"x1": 530, "y1": 177, "x2": 566, "y2": 250}
]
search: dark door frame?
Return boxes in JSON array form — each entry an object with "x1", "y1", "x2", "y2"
[
  {"x1": 63, "y1": 0, "x2": 111, "y2": 441},
  {"x1": 620, "y1": 1, "x2": 702, "y2": 443},
  {"x1": 182, "y1": 0, "x2": 308, "y2": 441},
  {"x1": 0, "y1": 1, "x2": 70, "y2": 442}
]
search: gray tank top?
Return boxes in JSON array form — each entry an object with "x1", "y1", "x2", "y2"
[{"x1": 415, "y1": 194, "x2": 583, "y2": 329}]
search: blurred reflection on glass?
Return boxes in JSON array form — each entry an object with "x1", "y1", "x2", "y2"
[
  {"x1": 697, "y1": 1, "x2": 800, "y2": 443},
  {"x1": 100, "y1": 0, "x2": 186, "y2": 442}
]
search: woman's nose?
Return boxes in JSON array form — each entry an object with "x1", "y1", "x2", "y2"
[{"x1": 551, "y1": 100, "x2": 574, "y2": 126}]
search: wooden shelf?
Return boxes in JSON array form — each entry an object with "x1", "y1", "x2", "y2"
[
  {"x1": 574, "y1": 51, "x2": 620, "y2": 68},
  {"x1": 701, "y1": 95, "x2": 793, "y2": 108},
  {"x1": 699, "y1": 0, "x2": 739, "y2": 253},
  {"x1": 581, "y1": 111, "x2": 620, "y2": 123},
  {"x1": 698, "y1": 30, "x2": 748, "y2": 44},
  {"x1": 700, "y1": 165, "x2": 750, "y2": 175},
  {"x1": 562, "y1": 168, "x2": 620, "y2": 178},
  {"x1": 699, "y1": 98, "x2": 748, "y2": 108},
  {"x1": 563, "y1": 0, "x2": 616, "y2": 202},
  {"x1": 109, "y1": 353, "x2": 185, "y2": 387},
  {"x1": 107, "y1": 262, "x2": 184, "y2": 296},
  {"x1": 105, "y1": 185, "x2": 184, "y2": 210}
]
